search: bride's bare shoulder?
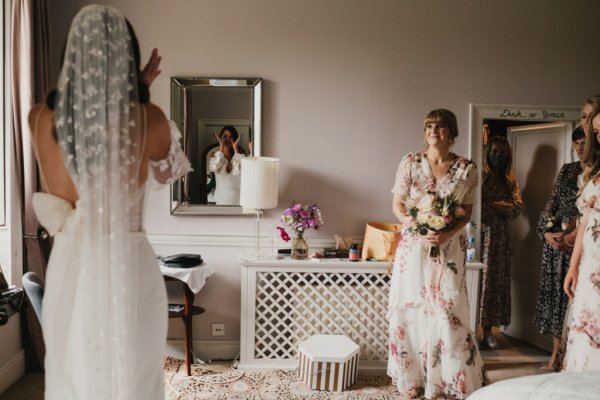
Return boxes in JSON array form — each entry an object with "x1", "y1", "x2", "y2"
[
  {"x1": 144, "y1": 102, "x2": 167, "y2": 121},
  {"x1": 28, "y1": 104, "x2": 54, "y2": 138},
  {"x1": 145, "y1": 103, "x2": 169, "y2": 133},
  {"x1": 144, "y1": 102, "x2": 171, "y2": 158}
]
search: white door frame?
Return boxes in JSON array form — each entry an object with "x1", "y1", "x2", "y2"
[{"x1": 468, "y1": 104, "x2": 580, "y2": 261}]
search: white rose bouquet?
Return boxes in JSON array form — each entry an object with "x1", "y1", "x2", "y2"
[
  {"x1": 404, "y1": 191, "x2": 468, "y2": 258},
  {"x1": 545, "y1": 215, "x2": 569, "y2": 231}
]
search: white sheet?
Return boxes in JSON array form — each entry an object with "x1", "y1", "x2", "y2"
[
  {"x1": 469, "y1": 371, "x2": 600, "y2": 400},
  {"x1": 159, "y1": 263, "x2": 211, "y2": 294}
]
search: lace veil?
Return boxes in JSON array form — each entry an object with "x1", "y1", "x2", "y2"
[{"x1": 54, "y1": 5, "x2": 144, "y2": 398}]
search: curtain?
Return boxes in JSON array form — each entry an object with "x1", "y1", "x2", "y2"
[{"x1": 11, "y1": 0, "x2": 53, "y2": 372}]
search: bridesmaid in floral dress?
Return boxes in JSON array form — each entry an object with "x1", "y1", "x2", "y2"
[
  {"x1": 389, "y1": 109, "x2": 486, "y2": 399},
  {"x1": 563, "y1": 109, "x2": 600, "y2": 371}
]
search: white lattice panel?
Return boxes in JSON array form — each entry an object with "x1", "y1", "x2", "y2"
[
  {"x1": 239, "y1": 259, "x2": 482, "y2": 371},
  {"x1": 254, "y1": 271, "x2": 390, "y2": 361}
]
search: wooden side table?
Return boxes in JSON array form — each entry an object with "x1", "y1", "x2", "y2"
[{"x1": 164, "y1": 275, "x2": 205, "y2": 376}]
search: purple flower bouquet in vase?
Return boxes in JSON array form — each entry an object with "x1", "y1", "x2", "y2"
[{"x1": 278, "y1": 203, "x2": 324, "y2": 260}]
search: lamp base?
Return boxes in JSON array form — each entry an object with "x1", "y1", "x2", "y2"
[{"x1": 250, "y1": 209, "x2": 264, "y2": 261}]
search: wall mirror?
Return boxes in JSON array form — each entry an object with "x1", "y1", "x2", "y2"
[{"x1": 170, "y1": 77, "x2": 262, "y2": 215}]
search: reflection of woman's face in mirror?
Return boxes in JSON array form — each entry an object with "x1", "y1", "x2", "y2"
[
  {"x1": 573, "y1": 137, "x2": 586, "y2": 160},
  {"x1": 581, "y1": 103, "x2": 594, "y2": 132},
  {"x1": 221, "y1": 130, "x2": 233, "y2": 146}
]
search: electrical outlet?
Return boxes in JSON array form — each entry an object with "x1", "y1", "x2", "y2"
[{"x1": 211, "y1": 323, "x2": 225, "y2": 337}]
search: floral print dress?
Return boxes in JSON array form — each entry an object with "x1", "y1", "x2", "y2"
[
  {"x1": 480, "y1": 176, "x2": 523, "y2": 327},
  {"x1": 389, "y1": 152, "x2": 486, "y2": 399},
  {"x1": 534, "y1": 161, "x2": 582, "y2": 337},
  {"x1": 563, "y1": 179, "x2": 600, "y2": 371}
]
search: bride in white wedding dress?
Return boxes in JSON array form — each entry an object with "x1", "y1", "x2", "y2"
[{"x1": 28, "y1": 5, "x2": 191, "y2": 400}]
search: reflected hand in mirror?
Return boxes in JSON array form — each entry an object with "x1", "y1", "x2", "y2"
[
  {"x1": 214, "y1": 131, "x2": 224, "y2": 153},
  {"x1": 232, "y1": 136, "x2": 241, "y2": 154}
]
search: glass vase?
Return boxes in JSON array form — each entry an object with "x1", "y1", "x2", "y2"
[{"x1": 291, "y1": 233, "x2": 309, "y2": 260}]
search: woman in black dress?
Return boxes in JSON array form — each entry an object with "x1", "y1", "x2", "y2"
[{"x1": 533, "y1": 126, "x2": 586, "y2": 371}]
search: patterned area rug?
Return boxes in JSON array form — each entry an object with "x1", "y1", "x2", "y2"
[{"x1": 164, "y1": 358, "x2": 401, "y2": 399}]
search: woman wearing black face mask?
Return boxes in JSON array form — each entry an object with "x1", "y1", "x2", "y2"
[{"x1": 480, "y1": 136, "x2": 523, "y2": 349}]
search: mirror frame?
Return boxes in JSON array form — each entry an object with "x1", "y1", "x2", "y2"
[{"x1": 170, "y1": 77, "x2": 263, "y2": 215}]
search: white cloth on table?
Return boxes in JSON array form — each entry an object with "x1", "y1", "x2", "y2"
[{"x1": 160, "y1": 263, "x2": 211, "y2": 294}]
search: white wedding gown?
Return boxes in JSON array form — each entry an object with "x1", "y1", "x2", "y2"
[
  {"x1": 208, "y1": 151, "x2": 244, "y2": 205},
  {"x1": 34, "y1": 121, "x2": 192, "y2": 400}
]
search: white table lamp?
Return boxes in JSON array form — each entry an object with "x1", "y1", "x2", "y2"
[{"x1": 240, "y1": 157, "x2": 279, "y2": 259}]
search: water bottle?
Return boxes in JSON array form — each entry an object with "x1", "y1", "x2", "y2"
[{"x1": 466, "y1": 235, "x2": 476, "y2": 262}]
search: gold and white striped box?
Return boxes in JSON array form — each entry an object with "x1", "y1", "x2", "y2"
[{"x1": 298, "y1": 335, "x2": 360, "y2": 392}]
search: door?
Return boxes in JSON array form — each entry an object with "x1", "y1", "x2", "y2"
[{"x1": 503, "y1": 122, "x2": 570, "y2": 350}]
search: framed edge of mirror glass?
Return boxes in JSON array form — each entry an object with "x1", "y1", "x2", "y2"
[{"x1": 169, "y1": 77, "x2": 263, "y2": 216}]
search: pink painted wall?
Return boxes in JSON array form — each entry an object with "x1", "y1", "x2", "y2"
[{"x1": 46, "y1": 0, "x2": 600, "y2": 346}]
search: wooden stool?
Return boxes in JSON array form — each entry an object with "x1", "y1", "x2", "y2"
[{"x1": 164, "y1": 275, "x2": 205, "y2": 376}]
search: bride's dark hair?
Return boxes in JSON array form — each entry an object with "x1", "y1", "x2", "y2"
[
  {"x1": 125, "y1": 19, "x2": 150, "y2": 104},
  {"x1": 46, "y1": 18, "x2": 149, "y2": 109}
]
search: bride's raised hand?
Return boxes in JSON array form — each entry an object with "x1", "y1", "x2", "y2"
[{"x1": 142, "y1": 48, "x2": 162, "y2": 86}]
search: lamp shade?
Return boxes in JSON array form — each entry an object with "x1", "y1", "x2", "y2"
[{"x1": 240, "y1": 157, "x2": 279, "y2": 210}]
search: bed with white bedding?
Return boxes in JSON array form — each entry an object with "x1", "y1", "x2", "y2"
[{"x1": 469, "y1": 371, "x2": 600, "y2": 399}]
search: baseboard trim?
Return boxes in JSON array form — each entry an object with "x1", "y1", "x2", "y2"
[
  {"x1": 0, "y1": 350, "x2": 25, "y2": 395},
  {"x1": 166, "y1": 339, "x2": 240, "y2": 362}
]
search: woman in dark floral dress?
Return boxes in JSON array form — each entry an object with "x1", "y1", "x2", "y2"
[
  {"x1": 480, "y1": 136, "x2": 523, "y2": 349},
  {"x1": 533, "y1": 128, "x2": 585, "y2": 370}
]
